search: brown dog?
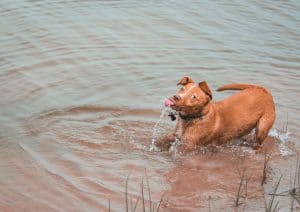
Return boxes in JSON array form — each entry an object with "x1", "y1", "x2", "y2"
[{"x1": 155, "y1": 76, "x2": 276, "y2": 151}]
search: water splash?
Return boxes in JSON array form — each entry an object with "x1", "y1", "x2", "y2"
[
  {"x1": 150, "y1": 104, "x2": 174, "y2": 151},
  {"x1": 268, "y1": 128, "x2": 292, "y2": 156},
  {"x1": 168, "y1": 138, "x2": 182, "y2": 157},
  {"x1": 268, "y1": 128, "x2": 289, "y2": 142}
]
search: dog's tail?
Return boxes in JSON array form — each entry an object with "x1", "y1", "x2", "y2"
[{"x1": 217, "y1": 83, "x2": 258, "y2": 92}]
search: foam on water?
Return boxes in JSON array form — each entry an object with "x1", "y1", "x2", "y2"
[
  {"x1": 269, "y1": 128, "x2": 289, "y2": 142},
  {"x1": 268, "y1": 128, "x2": 293, "y2": 156}
]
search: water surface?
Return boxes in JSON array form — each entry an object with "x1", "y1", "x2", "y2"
[{"x1": 0, "y1": 0, "x2": 299, "y2": 211}]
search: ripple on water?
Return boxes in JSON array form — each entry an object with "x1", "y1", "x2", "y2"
[
  {"x1": 5, "y1": 104, "x2": 295, "y2": 211},
  {"x1": 19, "y1": 106, "x2": 171, "y2": 210}
]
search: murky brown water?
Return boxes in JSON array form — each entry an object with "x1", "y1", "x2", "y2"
[{"x1": 1, "y1": 0, "x2": 300, "y2": 211}]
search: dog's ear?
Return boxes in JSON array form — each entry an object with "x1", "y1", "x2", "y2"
[
  {"x1": 177, "y1": 76, "x2": 194, "y2": 86},
  {"x1": 199, "y1": 81, "x2": 212, "y2": 100}
]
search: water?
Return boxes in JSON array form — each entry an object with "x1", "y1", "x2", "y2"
[
  {"x1": 0, "y1": 0, "x2": 300, "y2": 211},
  {"x1": 150, "y1": 104, "x2": 172, "y2": 151}
]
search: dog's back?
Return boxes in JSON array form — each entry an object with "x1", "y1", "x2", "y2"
[{"x1": 215, "y1": 83, "x2": 275, "y2": 147}]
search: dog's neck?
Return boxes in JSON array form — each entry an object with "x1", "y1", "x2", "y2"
[
  {"x1": 179, "y1": 103, "x2": 212, "y2": 122},
  {"x1": 179, "y1": 113, "x2": 204, "y2": 121}
]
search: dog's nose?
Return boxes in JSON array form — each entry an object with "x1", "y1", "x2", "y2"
[{"x1": 173, "y1": 95, "x2": 181, "y2": 101}]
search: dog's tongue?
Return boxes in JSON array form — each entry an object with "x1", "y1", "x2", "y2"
[{"x1": 164, "y1": 99, "x2": 174, "y2": 107}]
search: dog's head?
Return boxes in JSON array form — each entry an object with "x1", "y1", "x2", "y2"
[{"x1": 165, "y1": 76, "x2": 212, "y2": 116}]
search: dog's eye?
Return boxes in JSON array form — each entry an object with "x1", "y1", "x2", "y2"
[{"x1": 191, "y1": 95, "x2": 197, "y2": 99}]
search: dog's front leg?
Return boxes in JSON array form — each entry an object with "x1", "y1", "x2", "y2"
[{"x1": 154, "y1": 133, "x2": 176, "y2": 151}]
